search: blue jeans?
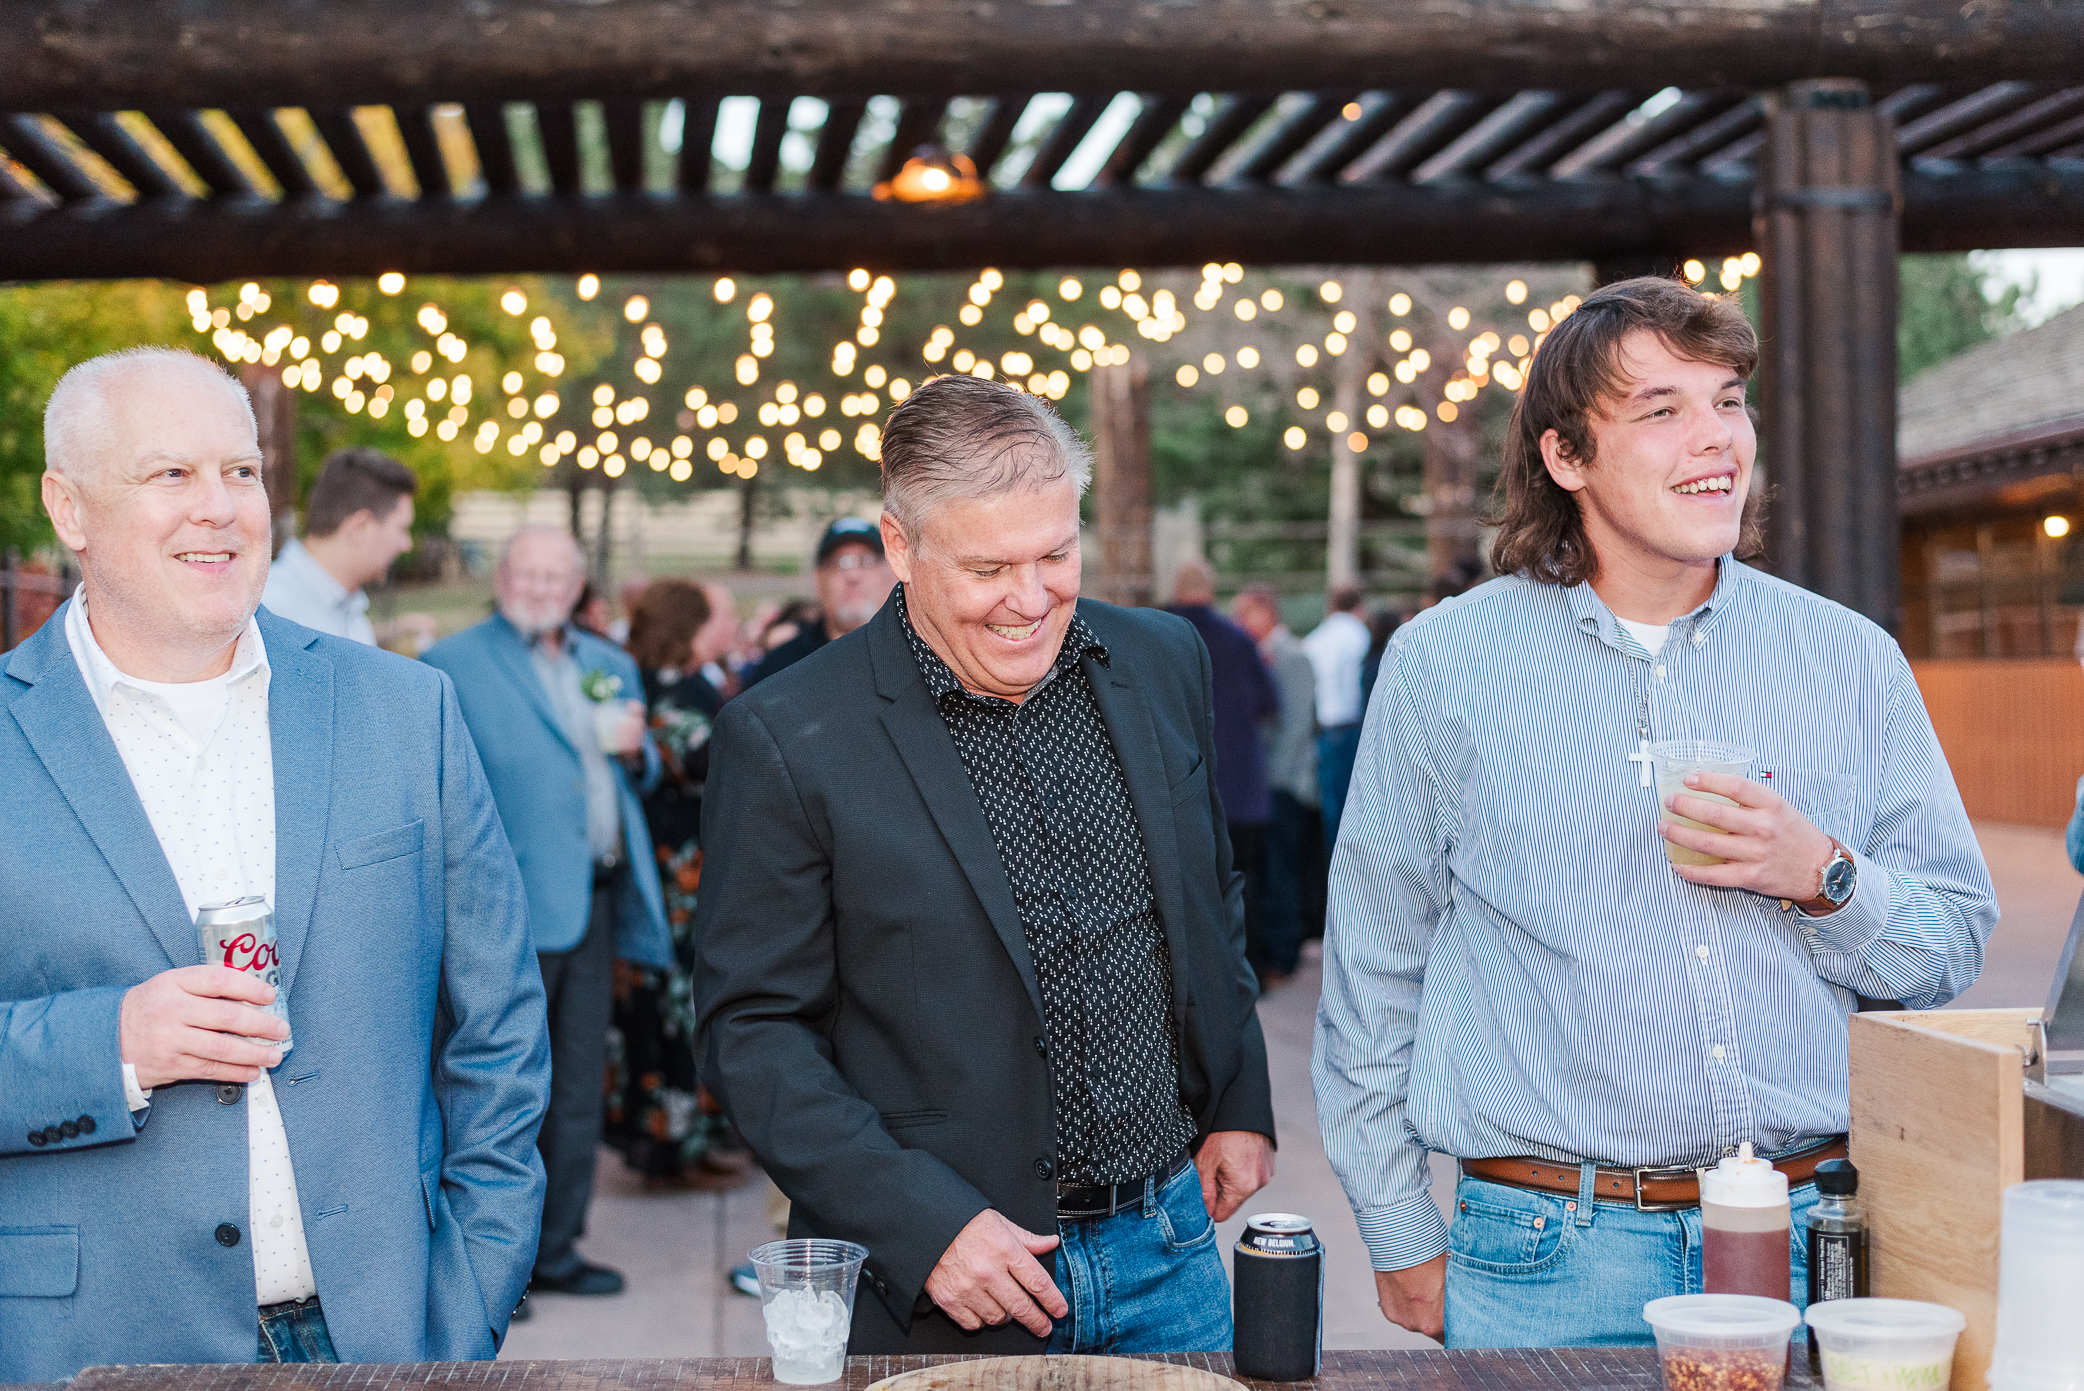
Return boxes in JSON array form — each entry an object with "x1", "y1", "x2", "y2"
[
  {"x1": 257, "y1": 1298, "x2": 339, "y2": 1363},
  {"x1": 1046, "y1": 1160, "x2": 1232, "y2": 1353},
  {"x1": 1444, "y1": 1174, "x2": 1821, "y2": 1348},
  {"x1": 1316, "y1": 725, "x2": 1363, "y2": 849}
]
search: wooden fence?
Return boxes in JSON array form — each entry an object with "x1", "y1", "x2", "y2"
[{"x1": 1911, "y1": 659, "x2": 2084, "y2": 829}]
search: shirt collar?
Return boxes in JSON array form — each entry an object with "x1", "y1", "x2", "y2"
[
  {"x1": 895, "y1": 584, "x2": 1106, "y2": 704},
  {"x1": 65, "y1": 588, "x2": 269, "y2": 716},
  {"x1": 1563, "y1": 554, "x2": 1745, "y2": 656}
]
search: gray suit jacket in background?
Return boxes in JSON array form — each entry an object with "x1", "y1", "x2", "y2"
[{"x1": 694, "y1": 592, "x2": 1274, "y2": 1354}]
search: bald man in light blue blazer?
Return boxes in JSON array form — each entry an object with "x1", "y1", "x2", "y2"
[{"x1": 0, "y1": 346, "x2": 548, "y2": 1383}]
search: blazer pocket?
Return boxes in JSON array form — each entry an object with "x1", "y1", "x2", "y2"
[
  {"x1": 1168, "y1": 759, "x2": 1209, "y2": 807},
  {"x1": 338, "y1": 819, "x2": 426, "y2": 871},
  {"x1": 878, "y1": 1109, "x2": 949, "y2": 1132},
  {"x1": 0, "y1": 1226, "x2": 79, "y2": 1297}
]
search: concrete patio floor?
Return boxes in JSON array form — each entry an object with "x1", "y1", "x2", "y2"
[{"x1": 501, "y1": 820, "x2": 2079, "y2": 1360}]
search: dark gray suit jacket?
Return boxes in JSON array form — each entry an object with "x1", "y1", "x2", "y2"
[{"x1": 694, "y1": 592, "x2": 1274, "y2": 1353}]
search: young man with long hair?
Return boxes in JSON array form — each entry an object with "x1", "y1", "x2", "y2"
[{"x1": 1314, "y1": 277, "x2": 1996, "y2": 1347}]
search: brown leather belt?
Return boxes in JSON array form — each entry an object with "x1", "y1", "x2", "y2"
[{"x1": 1461, "y1": 1138, "x2": 1848, "y2": 1213}]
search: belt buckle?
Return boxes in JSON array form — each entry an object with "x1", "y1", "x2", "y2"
[{"x1": 1632, "y1": 1163, "x2": 1699, "y2": 1213}]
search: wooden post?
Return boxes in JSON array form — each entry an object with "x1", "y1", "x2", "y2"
[
  {"x1": 734, "y1": 472, "x2": 756, "y2": 572},
  {"x1": 1088, "y1": 355, "x2": 1152, "y2": 607},
  {"x1": 1755, "y1": 78, "x2": 1902, "y2": 631},
  {"x1": 1326, "y1": 292, "x2": 1374, "y2": 593},
  {"x1": 1423, "y1": 410, "x2": 1483, "y2": 596},
  {"x1": 594, "y1": 473, "x2": 615, "y2": 585},
  {"x1": 241, "y1": 362, "x2": 299, "y2": 555}
]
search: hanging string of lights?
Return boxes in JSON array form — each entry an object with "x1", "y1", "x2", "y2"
[{"x1": 183, "y1": 252, "x2": 1763, "y2": 487}]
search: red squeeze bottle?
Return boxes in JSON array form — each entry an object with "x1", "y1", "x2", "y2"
[{"x1": 1700, "y1": 1144, "x2": 1792, "y2": 1302}]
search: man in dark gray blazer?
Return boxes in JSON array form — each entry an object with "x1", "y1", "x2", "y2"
[{"x1": 696, "y1": 376, "x2": 1275, "y2": 1356}]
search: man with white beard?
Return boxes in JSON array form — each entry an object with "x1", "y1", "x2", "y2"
[{"x1": 424, "y1": 528, "x2": 673, "y2": 1305}]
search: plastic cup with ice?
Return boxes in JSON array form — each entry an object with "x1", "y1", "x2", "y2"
[{"x1": 750, "y1": 1239, "x2": 868, "y2": 1384}]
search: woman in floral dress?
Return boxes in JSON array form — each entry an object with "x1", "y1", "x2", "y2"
[{"x1": 606, "y1": 579, "x2": 741, "y2": 1187}]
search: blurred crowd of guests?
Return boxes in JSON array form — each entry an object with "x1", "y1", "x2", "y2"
[{"x1": 271, "y1": 443, "x2": 1437, "y2": 1305}]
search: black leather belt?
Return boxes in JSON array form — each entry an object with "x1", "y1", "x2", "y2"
[{"x1": 1056, "y1": 1148, "x2": 1193, "y2": 1221}]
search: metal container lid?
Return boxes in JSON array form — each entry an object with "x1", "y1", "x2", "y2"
[
  {"x1": 198, "y1": 895, "x2": 269, "y2": 917},
  {"x1": 1245, "y1": 1214, "x2": 1313, "y2": 1234}
]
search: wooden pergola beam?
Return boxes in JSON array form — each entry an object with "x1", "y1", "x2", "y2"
[
  {"x1": 4, "y1": 165, "x2": 2077, "y2": 282},
  {"x1": 9, "y1": 1, "x2": 2084, "y2": 111}
]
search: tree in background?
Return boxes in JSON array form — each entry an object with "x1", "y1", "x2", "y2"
[
  {"x1": 1898, "y1": 253, "x2": 2025, "y2": 382},
  {"x1": 0, "y1": 274, "x2": 611, "y2": 562},
  {"x1": 0, "y1": 280, "x2": 189, "y2": 554}
]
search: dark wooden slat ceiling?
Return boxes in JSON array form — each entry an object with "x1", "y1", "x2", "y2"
[
  {"x1": 5, "y1": 47, "x2": 2083, "y2": 280},
  {"x1": 11, "y1": 1, "x2": 2084, "y2": 110},
  {"x1": 2, "y1": 83, "x2": 2080, "y2": 280}
]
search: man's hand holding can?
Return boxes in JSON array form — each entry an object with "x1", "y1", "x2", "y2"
[{"x1": 120, "y1": 964, "x2": 288, "y2": 1091}]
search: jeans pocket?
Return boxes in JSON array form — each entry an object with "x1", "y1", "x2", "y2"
[
  {"x1": 1446, "y1": 1179, "x2": 1571, "y2": 1275},
  {"x1": 1153, "y1": 1164, "x2": 1216, "y2": 1254}
]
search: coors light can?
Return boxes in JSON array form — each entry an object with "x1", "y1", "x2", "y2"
[
  {"x1": 1232, "y1": 1213, "x2": 1323, "y2": 1381},
  {"x1": 196, "y1": 896, "x2": 292, "y2": 1056}
]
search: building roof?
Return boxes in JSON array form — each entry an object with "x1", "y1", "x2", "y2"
[
  {"x1": 1899, "y1": 304, "x2": 2084, "y2": 463},
  {"x1": 1896, "y1": 303, "x2": 2084, "y2": 516}
]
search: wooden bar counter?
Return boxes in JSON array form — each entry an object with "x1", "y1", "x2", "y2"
[{"x1": 13, "y1": 1350, "x2": 1824, "y2": 1391}]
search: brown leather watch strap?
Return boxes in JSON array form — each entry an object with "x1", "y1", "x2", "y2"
[
  {"x1": 1461, "y1": 1138, "x2": 1848, "y2": 1211},
  {"x1": 1788, "y1": 836, "x2": 1852, "y2": 915}
]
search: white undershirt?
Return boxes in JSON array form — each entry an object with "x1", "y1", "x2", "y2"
[
  {"x1": 1616, "y1": 617, "x2": 1670, "y2": 656},
  {"x1": 65, "y1": 595, "x2": 319, "y2": 1307}
]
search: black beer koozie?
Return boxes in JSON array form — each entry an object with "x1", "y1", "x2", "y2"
[{"x1": 1232, "y1": 1214, "x2": 1323, "y2": 1381}]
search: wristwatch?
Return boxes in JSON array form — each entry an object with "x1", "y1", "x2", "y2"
[{"x1": 1785, "y1": 837, "x2": 1856, "y2": 916}]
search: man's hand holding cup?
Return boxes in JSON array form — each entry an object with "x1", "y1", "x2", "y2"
[{"x1": 1661, "y1": 771, "x2": 1839, "y2": 903}]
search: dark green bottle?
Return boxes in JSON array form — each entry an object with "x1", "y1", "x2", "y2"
[{"x1": 1805, "y1": 1158, "x2": 1870, "y2": 1373}]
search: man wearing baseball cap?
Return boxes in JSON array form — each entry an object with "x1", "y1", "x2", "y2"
[{"x1": 748, "y1": 517, "x2": 893, "y2": 686}]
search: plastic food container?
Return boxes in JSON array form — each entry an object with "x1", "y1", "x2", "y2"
[
  {"x1": 1644, "y1": 1294, "x2": 1803, "y2": 1391},
  {"x1": 1804, "y1": 1299, "x2": 1965, "y2": 1390}
]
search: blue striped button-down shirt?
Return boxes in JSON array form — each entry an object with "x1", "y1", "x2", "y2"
[{"x1": 1312, "y1": 558, "x2": 1997, "y2": 1272}]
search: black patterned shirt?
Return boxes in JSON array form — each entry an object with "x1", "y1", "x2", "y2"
[{"x1": 898, "y1": 587, "x2": 1198, "y2": 1184}]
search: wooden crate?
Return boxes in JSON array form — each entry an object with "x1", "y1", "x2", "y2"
[{"x1": 1849, "y1": 1008, "x2": 2042, "y2": 1391}]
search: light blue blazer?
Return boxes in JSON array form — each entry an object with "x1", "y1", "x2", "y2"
[
  {"x1": 0, "y1": 604, "x2": 550, "y2": 1382},
  {"x1": 422, "y1": 615, "x2": 672, "y2": 968}
]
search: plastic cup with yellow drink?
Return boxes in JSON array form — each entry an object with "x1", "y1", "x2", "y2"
[{"x1": 1652, "y1": 740, "x2": 1754, "y2": 866}]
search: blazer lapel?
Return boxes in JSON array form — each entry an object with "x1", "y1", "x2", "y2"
[
  {"x1": 1079, "y1": 626, "x2": 1195, "y2": 990},
  {"x1": 260, "y1": 612, "x2": 330, "y2": 996},
  {"x1": 866, "y1": 604, "x2": 1046, "y2": 1030},
  {"x1": 5, "y1": 606, "x2": 196, "y2": 969},
  {"x1": 490, "y1": 617, "x2": 579, "y2": 759}
]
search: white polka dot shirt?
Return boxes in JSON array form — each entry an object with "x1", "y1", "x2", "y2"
[{"x1": 65, "y1": 595, "x2": 319, "y2": 1307}]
